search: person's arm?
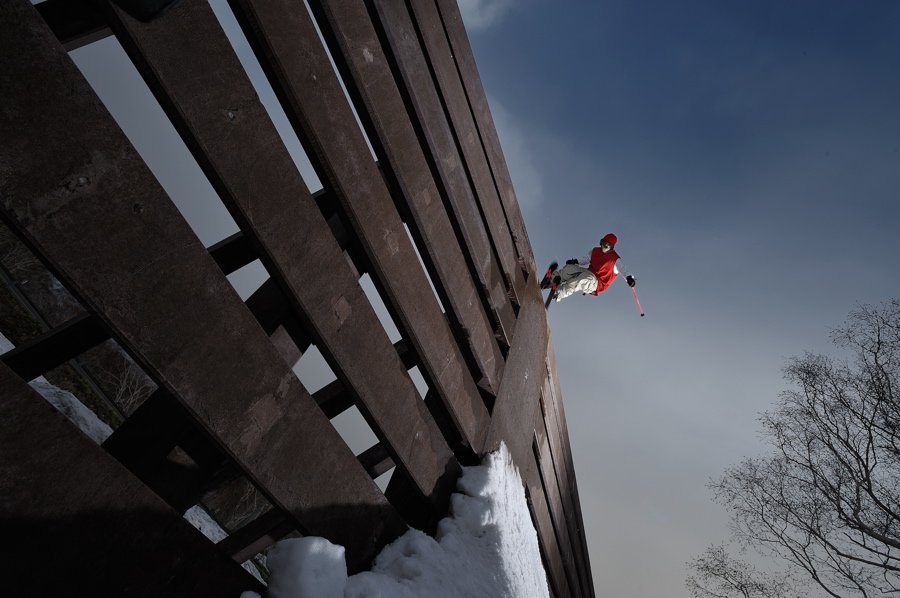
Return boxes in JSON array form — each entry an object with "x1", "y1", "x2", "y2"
[
  {"x1": 565, "y1": 252, "x2": 591, "y2": 267},
  {"x1": 615, "y1": 259, "x2": 636, "y2": 287}
]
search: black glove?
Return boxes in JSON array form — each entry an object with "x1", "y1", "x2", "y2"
[
  {"x1": 625, "y1": 275, "x2": 636, "y2": 287},
  {"x1": 565, "y1": 258, "x2": 579, "y2": 265}
]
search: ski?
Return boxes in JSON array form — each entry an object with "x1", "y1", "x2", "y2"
[
  {"x1": 539, "y1": 261, "x2": 557, "y2": 290},
  {"x1": 544, "y1": 281, "x2": 558, "y2": 309},
  {"x1": 540, "y1": 261, "x2": 560, "y2": 309},
  {"x1": 541, "y1": 261, "x2": 559, "y2": 310}
]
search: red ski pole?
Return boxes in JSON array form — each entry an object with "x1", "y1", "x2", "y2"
[{"x1": 631, "y1": 286, "x2": 645, "y2": 317}]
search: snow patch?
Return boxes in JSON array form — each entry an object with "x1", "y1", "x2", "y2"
[
  {"x1": 1, "y1": 331, "x2": 112, "y2": 444},
  {"x1": 246, "y1": 443, "x2": 549, "y2": 598}
]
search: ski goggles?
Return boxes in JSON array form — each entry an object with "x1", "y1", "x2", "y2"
[{"x1": 599, "y1": 241, "x2": 614, "y2": 249}]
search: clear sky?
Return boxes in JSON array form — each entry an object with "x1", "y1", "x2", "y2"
[
  {"x1": 458, "y1": 0, "x2": 900, "y2": 595},
  {"x1": 67, "y1": 0, "x2": 900, "y2": 596}
]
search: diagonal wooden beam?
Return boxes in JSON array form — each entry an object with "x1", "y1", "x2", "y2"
[
  {"x1": 0, "y1": 312, "x2": 109, "y2": 381},
  {"x1": 36, "y1": 0, "x2": 112, "y2": 51},
  {"x1": 227, "y1": 0, "x2": 488, "y2": 463},
  {"x1": 366, "y1": 0, "x2": 517, "y2": 347},
  {"x1": 308, "y1": 0, "x2": 506, "y2": 399},
  {"x1": 0, "y1": 362, "x2": 263, "y2": 596},
  {"x1": 1, "y1": 0, "x2": 404, "y2": 569}
]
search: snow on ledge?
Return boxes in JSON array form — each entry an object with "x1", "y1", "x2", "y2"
[{"x1": 244, "y1": 442, "x2": 549, "y2": 598}]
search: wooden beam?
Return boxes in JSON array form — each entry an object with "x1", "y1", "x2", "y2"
[
  {"x1": 36, "y1": 0, "x2": 112, "y2": 51},
  {"x1": 0, "y1": 362, "x2": 262, "y2": 596},
  {"x1": 227, "y1": 0, "x2": 487, "y2": 460},
  {"x1": 484, "y1": 291, "x2": 547, "y2": 463},
  {"x1": 0, "y1": 312, "x2": 109, "y2": 381},
  {"x1": 100, "y1": 0, "x2": 459, "y2": 528},
  {"x1": 308, "y1": 0, "x2": 506, "y2": 398},
  {"x1": 433, "y1": 0, "x2": 536, "y2": 274},
  {"x1": 358, "y1": 443, "x2": 394, "y2": 479},
  {"x1": 367, "y1": 0, "x2": 518, "y2": 347},
  {"x1": 407, "y1": 0, "x2": 527, "y2": 305},
  {"x1": 216, "y1": 508, "x2": 295, "y2": 564},
  {"x1": 536, "y1": 414, "x2": 583, "y2": 597},
  {"x1": 524, "y1": 452, "x2": 572, "y2": 598},
  {"x1": 1, "y1": 0, "x2": 404, "y2": 568},
  {"x1": 545, "y1": 340, "x2": 595, "y2": 595},
  {"x1": 207, "y1": 232, "x2": 256, "y2": 276}
]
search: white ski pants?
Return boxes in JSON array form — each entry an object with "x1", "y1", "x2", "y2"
[{"x1": 555, "y1": 263, "x2": 598, "y2": 301}]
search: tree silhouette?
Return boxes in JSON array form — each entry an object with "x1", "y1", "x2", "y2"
[{"x1": 694, "y1": 300, "x2": 900, "y2": 598}]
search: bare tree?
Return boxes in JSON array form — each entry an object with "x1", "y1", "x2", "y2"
[
  {"x1": 102, "y1": 352, "x2": 156, "y2": 416},
  {"x1": 0, "y1": 222, "x2": 40, "y2": 277},
  {"x1": 709, "y1": 300, "x2": 900, "y2": 598},
  {"x1": 686, "y1": 544, "x2": 807, "y2": 598}
]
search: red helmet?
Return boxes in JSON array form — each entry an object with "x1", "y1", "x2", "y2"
[{"x1": 601, "y1": 233, "x2": 618, "y2": 246}]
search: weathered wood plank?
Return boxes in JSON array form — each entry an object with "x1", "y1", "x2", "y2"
[
  {"x1": 368, "y1": 0, "x2": 517, "y2": 346},
  {"x1": 0, "y1": 363, "x2": 262, "y2": 597},
  {"x1": 484, "y1": 290, "x2": 547, "y2": 464},
  {"x1": 0, "y1": 312, "x2": 109, "y2": 381},
  {"x1": 407, "y1": 0, "x2": 527, "y2": 303},
  {"x1": 102, "y1": 389, "x2": 197, "y2": 512},
  {"x1": 207, "y1": 232, "x2": 256, "y2": 276},
  {"x1": 523, "y1": 452, "x2": 570, "y2": 598},
  {"x1": 309, "y1": 0, "x2": 505, "y2": 399},
  {"x1": 225, "y1": 0, "x2": 481, "y2": 466},
  {"x1": 539, "y1": 375, "x2": 590, "y2": 596},
  {"x1": 358, "y1": 443, "x2": 394, "y2": 479},
  {"x1": 35, "y1": 0, "x2": 112, "y2": 51},
  {"x1": 541, "y1": 376, "x2": 590, "y2": 595},
  {"x1": 545, "y1": 339, "x2": 595, "y2": 596},
  {"x1": 102, "y1": 0, "x2": 456, "y2": 513},
  {"x1": 216, "y1": 508, "x2": 295, "y2": 564},
  {"x1": 433, "y1": 0, "x2": 535, "y2": 274},
  {"x1": 0, "y1": 0, "x2": 404, "y2": 568},
  {"x1": 102, "y1": 388, "x2": 238, "y2": 514},
  {"x1": 536, "y1": 412, "x2": 582, "y2": 597}
]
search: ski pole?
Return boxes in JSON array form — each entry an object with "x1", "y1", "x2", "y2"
[{"x1": 631, "y1": 286, "x2": 645, "y2": 317}]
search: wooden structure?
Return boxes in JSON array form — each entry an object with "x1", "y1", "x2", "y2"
[{"x1": 0, "y1": 0, "x2": 595, "y2": 595}]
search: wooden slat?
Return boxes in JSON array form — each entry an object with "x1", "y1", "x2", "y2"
[
  {"x1": 101, "y1": 389, "x2": 190, "y2": 483},
  {"x1": 224, "y1": 0, "x2": 482, "y2": 465},
  {"x1": 102, "y1": 388, "x2": 235, "y2": 514},
  {"x1": 539, "y1": 375, "x2": 590, "y2": 595},
  {"x1": 0, "y1": 312, "x2": 109, "y2": 381},
  {"x1": 545, "y1": 341, "x2": 595, "y2": 596},
  {"x1": 406, "y1": 0, "x2": 527, "y2": 303},
  {"x1": 523, "y1": 453, "x2": 570, "y2": 598},
  {"x1": 569, "y1": 475, "x2": 595, "y2": 598},
  {"x1": 308, "y1": 0, "x2": 505, "y2": 397},
  {"x1": 433, "y1": 0, "x2": 535, "y2": 274},
  {"x1": 0, "y1": 362, "x2": 262, "y2": 596},
  {"x1": 0, "y1": 0, "x2": 403, "y2": 569},
  {"x1": 358, "y1": 443, "x2": 394, "y2": 479},
  {"x1": 35, "y1": 0, "x2": 112, "y2": 51},
  {"x1": 102, "y1": 0, "x2": 456, "y2": 515},
  {"x1": 536, "y1": 413, "x2": 582, "y2": 597},
  {"x1": 368, "y1": 0, "x2": 517, "y2": 346},
  {"x1": 216, "y1": 508, "x2": 295, "y2": 564},
  {"x1": 484, "y1": 290, "x2": 547, "y2": 464},
  {"x1": 207, "y1": 232, "x2": 256, "y2": 276}
]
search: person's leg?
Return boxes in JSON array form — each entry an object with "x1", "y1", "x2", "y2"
[
  {"x1": 556, "y1": 271, "x2": 598, "y2": 301},
  {"x1": 557, "y1": 263, "x2": 584, "y2": 282}
]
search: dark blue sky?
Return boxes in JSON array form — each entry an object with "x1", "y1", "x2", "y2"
[{"x1": 460, "y1": 1, "x2": 900, "y2": 595}]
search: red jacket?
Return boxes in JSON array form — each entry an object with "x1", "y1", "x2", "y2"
[{"x1": 589, "y1": 247, "x2": 620, "y2": 294}]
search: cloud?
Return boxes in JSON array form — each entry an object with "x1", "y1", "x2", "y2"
[
  {"x1": 489, "y1": 99, "x2": 546, "y2": 214},
  {"x1": 457, "y1": 0, "x2": 516, "y2": 31}
]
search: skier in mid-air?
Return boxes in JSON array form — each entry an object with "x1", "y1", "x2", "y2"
[{"x1": 540, "y1": 233, "x2": 638, "y2": 310}]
